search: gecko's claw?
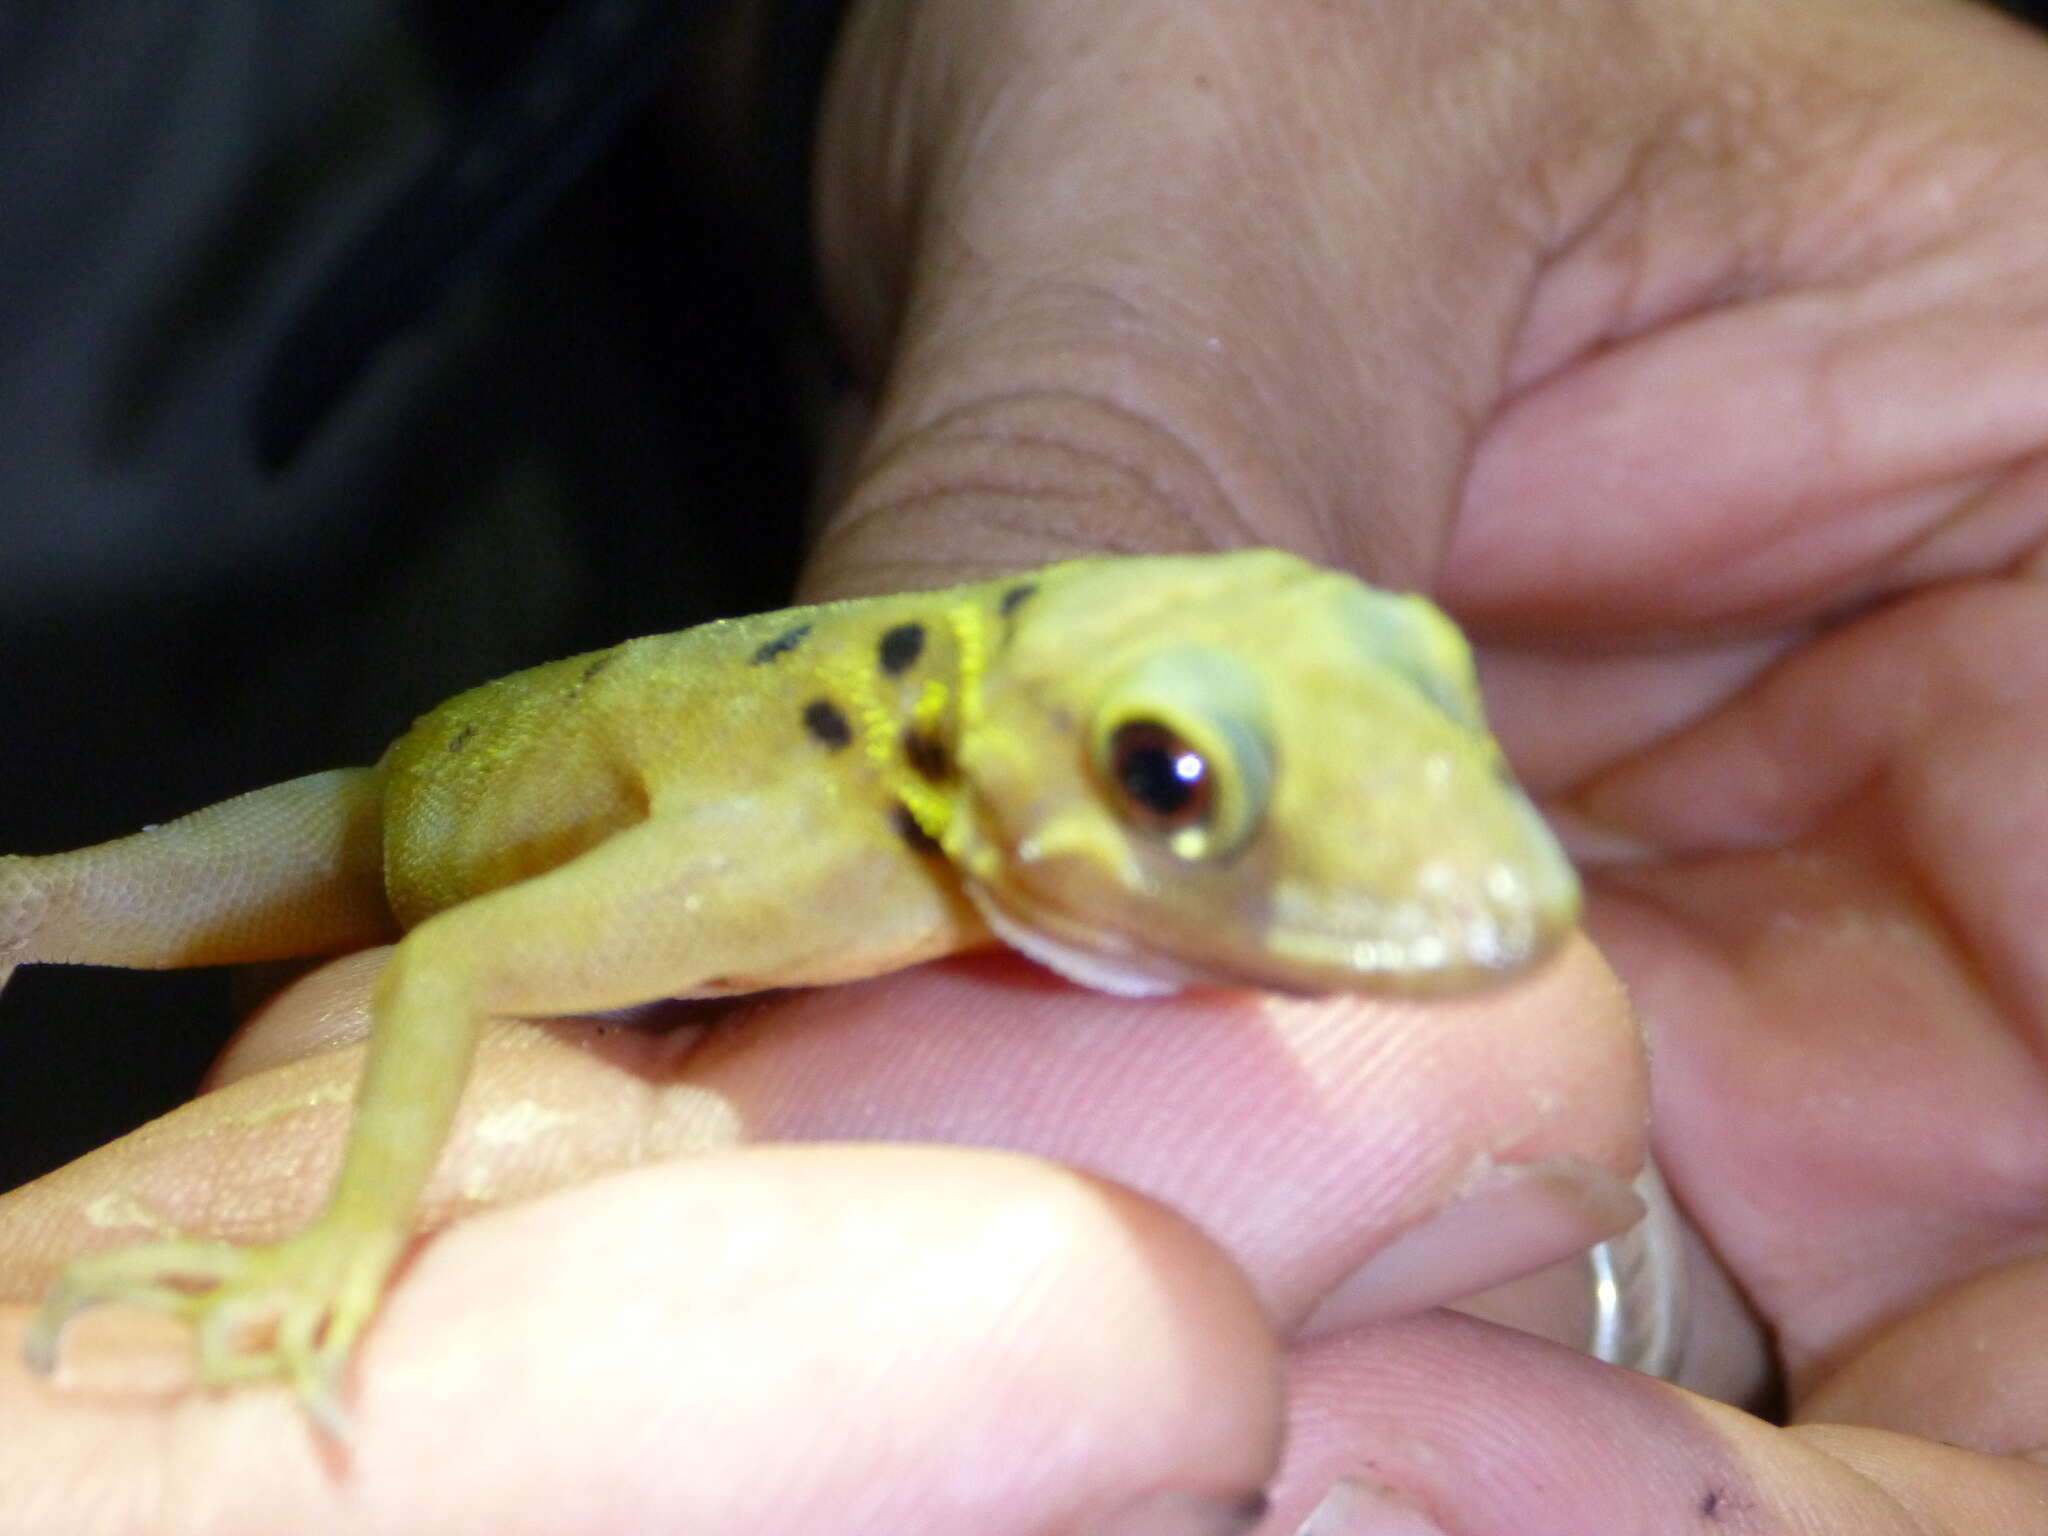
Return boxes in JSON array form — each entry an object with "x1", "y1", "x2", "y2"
[
  {"x1": 26, "y1": 1225, "x2": 401, "y2": 1436},
  {"x1": 25, "y1": 1237, "x2": 245, "y2": 1374}
]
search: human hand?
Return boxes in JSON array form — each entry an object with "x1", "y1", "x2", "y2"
[
  {"x1": 1, "y1": 937, "x2": 1634, "y2": 1532},
  {"x1": 800, "y1": 0, "x2": 2048, "y2": 1527}
]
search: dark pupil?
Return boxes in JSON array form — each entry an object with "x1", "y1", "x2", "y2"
[{"x1": 1110, "y1": 722, "x2": 1211, "y2": 827}]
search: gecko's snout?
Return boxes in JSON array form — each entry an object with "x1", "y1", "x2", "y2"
[{"x1": 1267, "y1": 779, "x2": 1581, "y2": 991}]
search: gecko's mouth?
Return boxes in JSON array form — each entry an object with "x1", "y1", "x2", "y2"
[
  {"x1": 963, "y1": 883, "x2": 1218, "y2": 998},
  {"x1": 961, "y1": 874, "x2": 1440, "y2": 999},
  {"x1": 964, "y1": 783, "x2": 1580, "y2": 1000},
  {"x1": 972, "y1": 874, "x2": 1574, "y2": 999}
]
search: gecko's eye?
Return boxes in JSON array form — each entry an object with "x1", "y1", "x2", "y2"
[
  {"x1": 1091, "y1": 650, "x2": 1271, "y2": 862},
  {"x1": 1108, "y1": 722, "x2": 1212, "y2": 829}
]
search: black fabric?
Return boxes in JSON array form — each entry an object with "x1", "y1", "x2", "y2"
[
  {"x1": 255, "y1": 0, "x2": 711, "y2": 468},
  {"x1": 0, "y1": 2, "x2": 825, "y2": 1188},
  {"x1": 257, "y1": 0, "x2": 852, "y2": 467}
]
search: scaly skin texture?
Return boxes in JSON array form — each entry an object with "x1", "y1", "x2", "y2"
[{"x1": 0, "y1": 548, "x2": 1575, "y2": 1428}]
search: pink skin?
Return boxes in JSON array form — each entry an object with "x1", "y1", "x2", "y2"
[{"x1": 9, "y1": 0, "x2": 2048, "y2": 1529}]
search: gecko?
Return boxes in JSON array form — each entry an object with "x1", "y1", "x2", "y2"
[{"x1": 0, "y1": 548, "x2": 1579, "y2": 1429}]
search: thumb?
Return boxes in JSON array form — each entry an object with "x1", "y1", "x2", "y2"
[{"x1": 798, "y1": 0, "x2": 1668, "y2": 600}]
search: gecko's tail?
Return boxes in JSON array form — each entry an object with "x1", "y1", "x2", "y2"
[
  {"x1": 0, "y1": 770, "x2": 400, "y2": 993},
  {"x1": 2, "y1": 854, "x2": 39, "y2": 1000}
]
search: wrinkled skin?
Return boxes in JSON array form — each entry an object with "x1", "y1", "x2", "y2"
[{"x1": 7, "y1": 0, "x2": 2048, "y2": 1530}]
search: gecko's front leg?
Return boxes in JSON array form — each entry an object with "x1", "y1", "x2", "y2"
[
  {"x1": 24, "y1": 933, "x2": 486, "y2": 1433},
  {"x1": 22, "y1": 803, "x2": 903, "y2": 1429}
]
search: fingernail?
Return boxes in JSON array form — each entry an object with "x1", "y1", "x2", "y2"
[
  {"x1": 1294, "y1": 1480, "x2": 1443, "y2": 1535},
  {"x1": 1302, "y1": 1158, "x2": 1644, "y2": 1337},
  {"x1": 1080, "y1": 1487, "x2": 1271, "y2": 1535}
]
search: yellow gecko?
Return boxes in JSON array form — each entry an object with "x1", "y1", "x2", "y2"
[{"x1": 1, "y1": 548, "x2": 1578, "y2": 1428}]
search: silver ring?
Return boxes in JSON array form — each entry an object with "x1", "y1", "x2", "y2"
[{"x1": 1586, "y1": 1158, "x2": 1688, "y2": 1379}]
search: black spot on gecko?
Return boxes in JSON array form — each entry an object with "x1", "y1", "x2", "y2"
[
  {"x1": 900, "y1": 727, "x2": 951, "y2": 783},
  {"x1": 446, "y1": 724, "x2": 476, "y2": 754},
  {"x1": 803, "y1": 699, "x2": 852, "y2": 750},
  {"x1": 999, "y1": 583, "x2": 1037, "y2": 617},
  {"x1": 892, "y1": 803, "x2": 941, "y2": 855},
  {"x1": 751, "y1": 623, "x2": 810, "y2": 665},
  {"x1": 562, "y1": 652, "x2": 618, "y2": 704},
  {"x1": 1698, "y1": 1489, "x2": 1725, "y2": 1520},
  {"x1": 878, "y1": 622, "x2": 925, "y2": 675}
]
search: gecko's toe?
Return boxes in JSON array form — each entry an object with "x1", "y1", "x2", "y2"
[{"x1": 26, "y1": 1225, "x2": 401, "y2": 1436}]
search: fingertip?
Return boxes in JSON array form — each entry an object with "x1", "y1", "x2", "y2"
[
  {"x1": 362, "y1": 1147, "x2": 1288, "y2": 1531},
  {"x1": 2, "y1": 1146, "x2": 1285, "y2": 1534}
]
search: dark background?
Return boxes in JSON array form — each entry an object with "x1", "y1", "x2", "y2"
[{"x1": 0, "y1": 2, "x2": 810, "y2": 1188}]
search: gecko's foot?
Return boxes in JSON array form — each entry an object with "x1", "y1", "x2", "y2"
[{"x1": 25, "y1": 1224, "x2": 404, "y2": 1433}]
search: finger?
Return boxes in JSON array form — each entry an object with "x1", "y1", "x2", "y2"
[
  {"x1": 1, "y1": 1146, "x2": 1282, "y2": 1535},
  {"x1": 1266, "y1": 1312, "x2": 2048, "y2": 1535},
  {"x1": 1449, "y1": 0, "x2": 2048, "y2": 630},
  {"x1": 0, "y1": 952, "x2": 717, "y2": 1290},
  {"x1": 1798, "y1": 1256, "x2": 2048, "y2": 1458},
  {"x1": 1574, "y1": 581, "x2": 2048, "y2": 855},
  {"x1": 1560, "y1": 583, "x2": 2048, "y2": 1373},
  {"x1": 0, "y1": 941, "x2": 1647, "y2": 1355},
  {"x1": 804, "y1": 0, "x2": 1673, "y2": 597},
  {"x1": 684, "y1": 944, "x2": 1646, "y2": 1333}
]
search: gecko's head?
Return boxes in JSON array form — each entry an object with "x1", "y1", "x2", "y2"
[{"x1": 952, "y1": 550, "x2": 1579, "y2": 997}]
